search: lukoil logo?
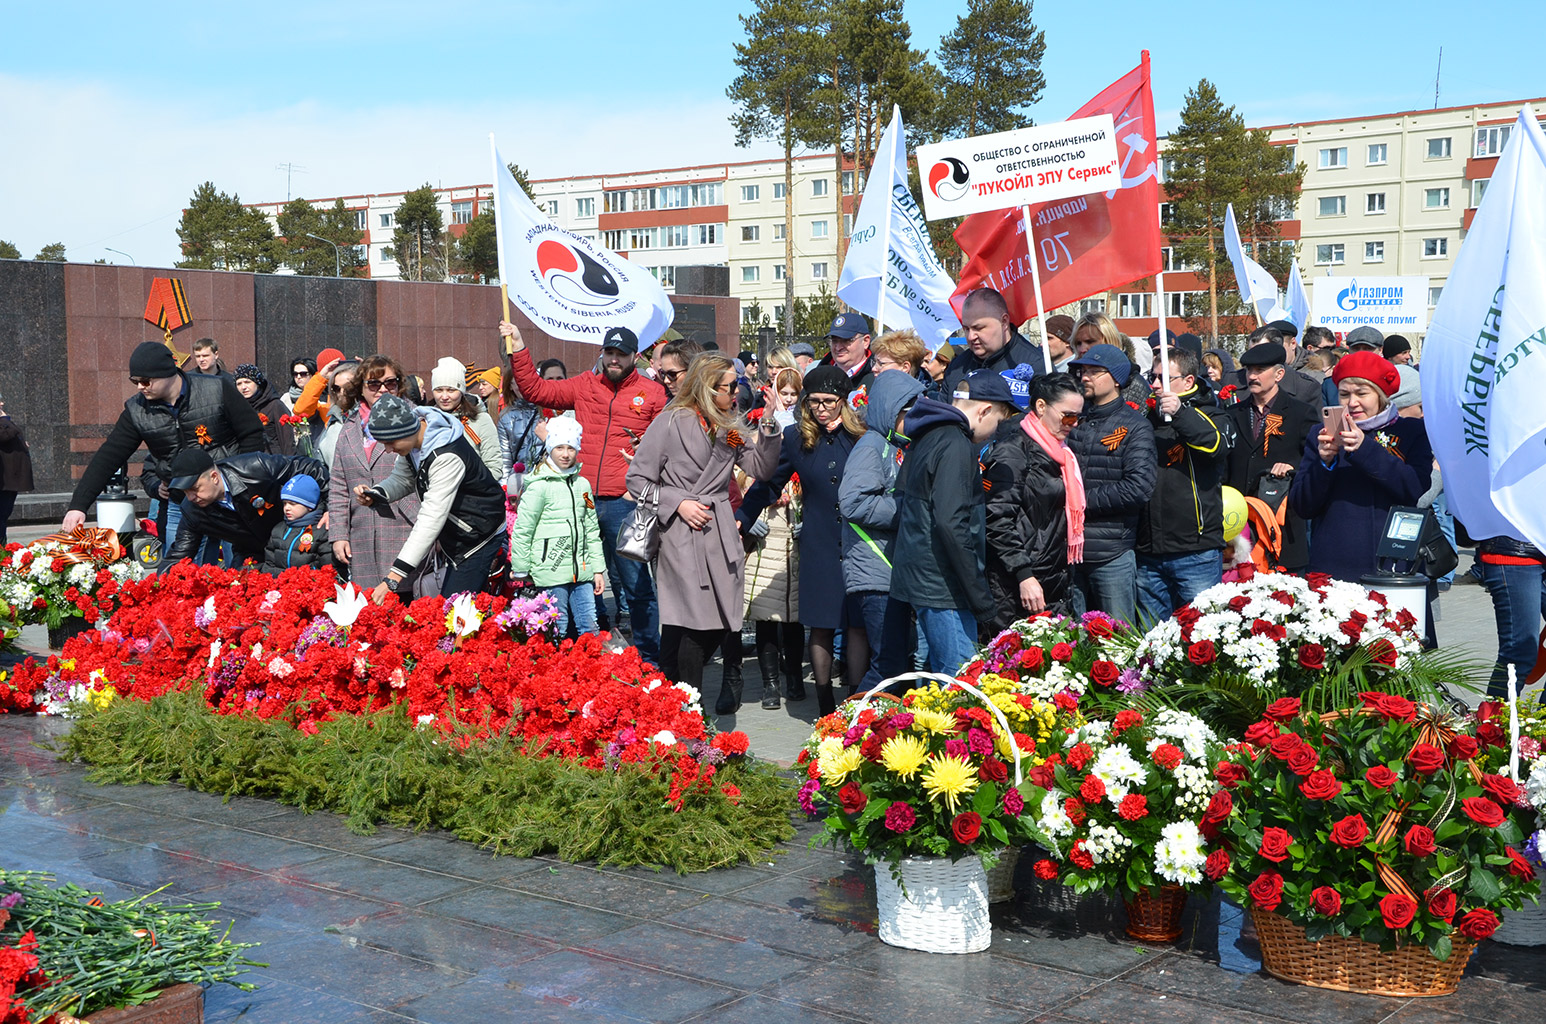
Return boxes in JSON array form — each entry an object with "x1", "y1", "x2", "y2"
[
  {"x1": 928, "y1": 157, "x2": 970, "y2": 201},
  {"x1": 1336, "y1": 279, "x2": 1405, "y2": 312},
  {"x1": 536, "y1": 239, "x2": 621, "y2": 307}
]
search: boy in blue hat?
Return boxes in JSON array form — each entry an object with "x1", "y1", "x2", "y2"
[{"x1": 263, "y1": 473, "x2": 333, "y2": 574}]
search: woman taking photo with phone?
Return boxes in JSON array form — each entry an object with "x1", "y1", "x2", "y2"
[{"x1": 1288, "y1": 351, "x2": 1431, "y2": 582}]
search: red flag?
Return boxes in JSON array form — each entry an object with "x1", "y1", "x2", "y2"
[{"x1": 951, "y1": 52, "x2": 1161, "y2": 321}]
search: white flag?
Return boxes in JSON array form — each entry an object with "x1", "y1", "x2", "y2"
[
  {"x1": 490, "y1": 135, "x2": 674, "y2": 346},
  {"x1": 1286, "y1": 259, "x2": 1311, "y2": 331},
  {"x1": 837, "y1": 106, "x2": 961, "y2": 352},
  {"x1": 1422, "y1": 106, "x2": 1546, "y2": 549},
  {"x1": 1223, "y1": 203, "x2": 1285, "y2": 322}
]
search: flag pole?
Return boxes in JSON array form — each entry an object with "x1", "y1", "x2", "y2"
[
  {"x1": 876, "y1": 171, "x2": 896, "y2": 338},
  {"x1": 1020, "y1": 205, "x2": 1053, "y2": 374},
  {"x1": 1155, "y1": 199, "x2": 1171, "y2": 397}
]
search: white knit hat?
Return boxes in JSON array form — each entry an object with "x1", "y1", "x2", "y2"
[
  {"x1": 430, "y1": 356, "x2": 466, "y2": 393},
  {"x1": 545, "y1": 417, "x2": 583, "y2": 454}
]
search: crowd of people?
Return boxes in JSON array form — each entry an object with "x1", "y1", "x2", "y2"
[{"x1": 51, "y1": 287, "x2": 1538, "y2": 712}]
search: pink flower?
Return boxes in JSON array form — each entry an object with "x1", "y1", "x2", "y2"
[
  {"x1": 966, "y1": 728, "x2": 994, "y2": 756},
  {"x1": 1003, "y1": 788, "x2": 1025, "y2": 815},
  {"x1": 884, "y1": 801, "x2": 917, "y2": 832},
  {"x1": 945, "y1": 738, "x2": 968, "y2": 759},
  {"x1": 797, "y1": 780, "x2": 819, "y2": 815}
]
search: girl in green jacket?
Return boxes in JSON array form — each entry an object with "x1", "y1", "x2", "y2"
[{"x1": 510, "y1": 418, "x2": 605, "y2": 635}]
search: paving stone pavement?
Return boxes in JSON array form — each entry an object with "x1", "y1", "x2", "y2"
[{"x1": 2, "y1": 715, "x2": 1543, "y2": 1023}]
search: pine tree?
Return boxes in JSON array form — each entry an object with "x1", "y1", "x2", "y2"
[
  {"x1": 319, "y1": 199, "x2": 367, "y2": 277},
  {"x1": 175, "y1": 182, "x2": 280, "y2": 273},
  {"x1": 456, "y1": 210, "x2": 498, "y2": 283},
  {"x1": 938, "y1": 0, "x2": 1046, "y2": 138},
  {"x1": 34, "y1": 242, "x2": 67, "y2": 262},
  {"x1": 0, "y1": 241, "x2": 20, "y2": 260},
  {"x1": 392, "y1": 185, "x2": 445, "y2": 282}
]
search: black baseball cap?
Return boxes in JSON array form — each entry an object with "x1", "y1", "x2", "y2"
[
  {"x1": 601, "y1": 326, "x2": 640, "y2": 355},
  {"x1": 168, "y1": 448, "x2": 216, "y2": 490}
]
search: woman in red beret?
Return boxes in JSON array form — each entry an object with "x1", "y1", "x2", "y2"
[{"x1": 1288, "y1": 351, "x2": 1432, "y2": 583}]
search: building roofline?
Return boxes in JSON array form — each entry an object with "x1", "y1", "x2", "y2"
[
  {"x1": 529, "y1": 150, "x2": 849, "y2": 186},
  {"x1": 246, "y1": 185, "x2": 491, "y2": 210},
  {"x1": 1254, "y1": 97, "x2": 1546, "y2": 132}
]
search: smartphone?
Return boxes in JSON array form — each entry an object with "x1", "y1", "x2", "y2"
[{"x1": 1321, "y1": 406, "x2": 1347, "y2": 445}]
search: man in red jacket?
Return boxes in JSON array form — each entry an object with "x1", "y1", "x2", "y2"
[{"x1": 501, "y1": 320, "x2": 666, "y2": 664}]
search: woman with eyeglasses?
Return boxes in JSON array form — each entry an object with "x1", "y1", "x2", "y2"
[
  {"x1": 282, "y1": 357, "x2": 316, "y2": 411},
  {"x1": 327, "y1": 355, "x2": 428, "y2": 595},
  {"x1": 625, "y1": 355, "x2": 784, "y2": 706},
  {"x1": 429, "y1": 358, "x2": 503, "y2": 481},
  {"x1": 737, "y1": 366, "x2": 866, "y2": 715}
]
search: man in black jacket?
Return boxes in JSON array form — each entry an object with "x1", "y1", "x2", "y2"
[
  {"x1": 891, "y1": 372, "x2": 1011, "y2": 673},
  {"x1": 1223, "y1": 341, "x2": 1318, "y2": 570},
  {"x1": 818, "y1": 312, "x2": 876, "y2": 388},
  {"x1": 64, "y1": 342, "x2": 266, "y2": 545},
  {"x1": 165, "y1": 448, "x2": 329, "y2": 566},
  {"x1": 943, "y1": 288, "x2": 1046, "y2": 393},
  {"x1": 1065, "y1": 344, "x2": 1156, "y2": 625},
  {"x1": 1136, "y1": 347, "x2": 1227, "y2": 623}
]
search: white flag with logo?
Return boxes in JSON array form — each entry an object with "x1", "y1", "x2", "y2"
[
  {"x1": 837, "y1": 106, "x2": 961, "y2": 352},
  {"x1": 1423, "y1": 106, "x2": 1546, "y2": 548},
  {"x1": 1286, "y1": 259, "x2": 1311, "y2": 331},
  {"x1": 490, "y1": 135, "x2": 674, "y2": 346},
  {"x1": 1224, "y1": 202, "x2": 1285, "y2": 321}
]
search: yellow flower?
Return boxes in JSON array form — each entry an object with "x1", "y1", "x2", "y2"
[
  {"x1": 819, "y1": 744, "x2": 865, "y2": 787},
  {"x1": 879, "y1": 734, "x2": 930, "y2": 779},
  {"x1": 88, "y1": 686, "x2": 116, "y2": 710},
  {"x1": 921, "y1": 755, "x2": 979, "y2": 813},
  {"x1": 908, "y1": 708, "x2": 957, "y2": 736}
]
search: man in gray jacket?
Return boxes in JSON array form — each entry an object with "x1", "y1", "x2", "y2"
[{"x1": 838, "y1": 369, "x2": 925, "y2": 691}]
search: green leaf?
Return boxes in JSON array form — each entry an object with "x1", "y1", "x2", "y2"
[
  {"x1": 1470, "y1": 867, "x2": 1502, "y2": 903},
  {"x1": 1432, "y1": 934, "x2": 1453, "y2": 962}
]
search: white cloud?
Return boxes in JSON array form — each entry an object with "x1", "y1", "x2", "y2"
[{"x1": 0, "y1": 73, "x2": 783, "y2": 267}]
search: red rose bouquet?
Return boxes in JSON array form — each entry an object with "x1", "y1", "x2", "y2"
[{"x1": 1214, "y1": 696, "x2": 1537, "y2": 959}]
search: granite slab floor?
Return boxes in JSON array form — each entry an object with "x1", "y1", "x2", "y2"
[{"x1": 1, "y1": 714, "x2": 1541, "y2": 1023}]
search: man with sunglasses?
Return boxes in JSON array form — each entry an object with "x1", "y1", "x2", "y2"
[{"x1": 63, "y1": 341, "x2": 265, "y2": 550}]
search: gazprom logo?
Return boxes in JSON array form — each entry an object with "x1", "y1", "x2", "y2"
[{"x1": 1337, "y1": 279, "x2": 1404, "y2": 311}]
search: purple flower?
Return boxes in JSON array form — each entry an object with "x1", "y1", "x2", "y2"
[
  {"x1": 843, "y1": 724, "x2": 866, "y2": 747},
  {"x1": 966, "y1": 728, "x2": 993, "y2": 756},
  {"x1": 1116, "y1": 668, "x2": 1149, "y2": 695},
  {"x1": 945, "y1": 738, "x2": 968, "y2": 759},
  {"x1": 1525, "y1": 830, "x2": 1546, "y2": 868},
  {"x1": 436, "y1": 635, "x2": 455, "y2": 653},
  {"x1": 0, "y1": 892, "x2": 23, "y2": 909},
  {"x1": 889, "y1": 712, "x2": 914, "y2": 729},
  {"x1": 798, "y1": 780, "x2": 820, "y2": 816}
]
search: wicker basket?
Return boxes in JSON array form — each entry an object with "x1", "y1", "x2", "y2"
[
  {"x1": 1124, "y1": 885, "x2": 1187, "y2": 943},
  {"x1": 1493, "y1": 863, "x2": 1546, "y2": 946},
  {"x1": 1251, "y1": 909, "x2": 1477, "y2": 996},
  {"x1": 985, "y1": 845, "x2": 1022, "y2": 903},
  {"x1": 875, "y1": 855, "x2": 991, "y2": 954}
]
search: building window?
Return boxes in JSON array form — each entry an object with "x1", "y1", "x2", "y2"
[
  {"x1": 604, "y1": 189, "x2": 627, "y2": 213},
  {"x1": 353, "y1": 244, "x2": 367, "y2": 263},
  {"x1": 1475, "y1": 124, "x2": 1512, "y2": 157},
  {"x1": 741, "y1": 184, "x2": 759, "y2": 202},
  {"x1": 1367, "y1": 143, "x2": 1388, "y2": 165},
  {"x1": 543, "y1": 201, "x2": 557, "y2": 216},
  {"x1": 1317, "y1": 195, "x2": 1346, "y2": 217},
  {"x1": 380, "y1": 246, "x2": 394, "y2": 262},
  {"x1": 842, "y1": 171, "x2": 854, "y2": 192},
  {"x1": 843, "y1": 214, "x2": 852, "y2": 235},
  {"x1": 773, "y1": 264, "x2": 785, "y2": 281},
  {"x1": 773, "y1": 182, "x2": 786, "y2": 200},
  {"x1": 652, "y1": 266, "x2": 675, "y2": 288},
  {"x1": 379, "y1": 213, "x2": 394, "y2": 228},
  {"x1": 1365, "y1": 240, "x2": 1385, "y2": 263},
  {"x1": 1366, "y1": 192, "x2": 1386, "y2": 214},
  {"x1": 1318, "y1": 147, "x2": 1347, "y2": 169},
  {"x1": 742, "y1": 266, "x2": 760, "y2": 283},
  {"x1": 1079, "y1": 298, "x2": 1106, "y2": 315},
  {"x1": 1426, "y1": 137, "x2": 1452, "y2": 159},
  {"x1": 741, "y1": 225, "x2": 759, "y2": 242},
  {"x1": 354, "y1": 210, "x2": 367, "y2": 230},
  {"x1": 1159, "y1": 202, "x2": 1175, "y2": 224},
  {"x1": 1429, "y1": 285, "x2": 1443, "y2": 307},
  {"x1": 1160, "y1": 246, "x2": 1174, "y2": 271},
  {"x1": 1471, "y1": 179, "x2": 1489, "y2": 207},
  {"x1": 1117, "y1": 293, "x2": 1152, "y2": 318},
  {"x1": 773, "y1": 222, "x2": 786, "y2": 240},
  {"x1": 773, "y1": 304, "x2": 786, "y2": 323},
  {"x1": 1266, "y1": 197, "x2": 1295, "y2": 221},
  {"x1": 1424, "y1": 187, "x2": 1450, "y2": 210},
  {"x1": 661, "y1": 225, "x2": 691, "y2": 248},
  {"x1": 452, "y1": 200, "x2": 474, "y2": 225},
  {"x1": 1315, "y1": 243, "x2": 1345, "y2": 266},
  {"x1": 695, "y1": 224, "x2": 720, "y2": 245},
  {"x1": 575, "y1": 197, "x2": 595, "y2": 217},
  {"x1": 811, "y1": 262, "x2": 828, "y2": 280},
  {"x1": 603, "y1": 229, "x2": 624, "y2": 249},
  {"x1": 812, "y1": 179, "x2": 829, "y2": 197},
  {"x1": 1422, "y1": 237, "x2": 1448, "y2": 258},
  {"x1": 811, "y1": 219, "x2": 829, "y2": 238},
  {"x1": 1159, "y1": 156, "x2": 1177, "y2": 183}
]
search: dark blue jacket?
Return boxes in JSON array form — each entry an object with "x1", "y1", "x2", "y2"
[
  {"x1": 1288, "y1": 415, "x2": 1431, "y2": 581},
  {"x1": 1065, "y1": 394, "x2": 1156, "y2": 565}
]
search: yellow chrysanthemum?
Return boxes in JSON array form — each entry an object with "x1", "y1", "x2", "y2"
[
  {"x1": 908, "y1": 708, "x2": 958, "y2": 736},
  {"x1": 819, "y1": 744, "x2": 865, "y2": 787},
  {"x1": 921, "y1": 755, "x2": 979, "y2": 813},
  {"x1": 879, "y1": 734, "x2": 930, "y2": 779},
  {"x1": 88, "y1": 686, "x2": 117, "y2": 710}
]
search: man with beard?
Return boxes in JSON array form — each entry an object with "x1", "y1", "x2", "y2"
[{"x1": 502, "y1": 320, "x2": 667, "y2": 665}]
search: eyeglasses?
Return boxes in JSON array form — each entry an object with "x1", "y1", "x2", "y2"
[
  {"x1": 364, "y1": 377, "x2": 401, "y2": 392},
  {"x1": 712, "y1": 382, "x2": 737, "y2": 394},
  {"x1": 872, "y1": 358, "x2": 907, "y2": 372},
  {"x1": 129, "y1": 376, "x2": 154, "y2": 388},
  {"x1": 806, "y1": 396, "x2": 842, "y2": 408},
  {"x1": 329, "y1": 385, "x2": 345, "y2": 395},
  {"x1": 1074, "y1": 366, "x2": 1110, "y2": 378}
]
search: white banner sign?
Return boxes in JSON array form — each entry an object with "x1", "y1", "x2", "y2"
[
  {"x1": 915, "y1": 115, "x2": 1121, "y2": 221},
  {"x1": 1310, "y1": 275, "x2": 1430, "y2": 332}
]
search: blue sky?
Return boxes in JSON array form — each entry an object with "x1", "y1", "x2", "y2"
[{"x1": 2, "y1": 0, "x2": 1541, "y2": 267}]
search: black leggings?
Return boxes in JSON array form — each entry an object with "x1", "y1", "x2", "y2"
[{"x1": 660, "y1": 625, "x2": 728, "y2": 692}]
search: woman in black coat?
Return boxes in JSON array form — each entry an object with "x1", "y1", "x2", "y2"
[
  {"x1": 234, "y1": 364, "x2": 294, "y2": 455},
  {"x1": 0, "y1": 394, "x2": 35, "y2": 546},
  {"x1": 737, "y1": 366, "x2": 865, "y2": 714}
]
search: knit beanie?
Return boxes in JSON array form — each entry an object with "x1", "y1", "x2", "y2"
[
  {"x1": 279, "y1": 474, "x2": 321, "y2": 509},
  {"x1": 233, "y1": 363, "x2": 265, "y2": 387},
  {"x1": 431, "y1": 357, "x2": 466, "y2": 393},
  {"x1": 802, "y1": 364, "x2": 854, "y2": 399},
  {"x1": 366, "y1": 394, "x2": 423, "y2": 442},
  {"x1": 129, "y1": 342, "x2": 179, "y2": 379},
  {"x1": 545, "y1": 417, "x2": 583, "y2": 454}
]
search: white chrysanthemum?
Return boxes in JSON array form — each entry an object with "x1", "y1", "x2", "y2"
[
  {"x1": 1172, "y1": 764, "x2": 1214, "y2": 814},
  {"x1": 1085, "y1": 824, "x2": 1132, "y2": 865},
  {"x1": 1151, "y1": 709, "x2": 1215, "y2": 762},
  {"x1": 1039, "y1": 790, "x2": 1073, "y2": 838},
  {"x1": 1524, "y1": 756, "x2": 1546, "y2": 811},
  {"x1": 67, "y1": 562, "x2": 96, "y2": 587},
  {"x1": 1154, "y1": 820, "x2": 1208, "y2": 885},
  {"x1": 1089, "y1": 744, "x2": 1148, "y2": 800}
]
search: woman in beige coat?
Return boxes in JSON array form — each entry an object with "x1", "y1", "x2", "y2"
[{"x1": 625, "y1": 354, "x2": 783, "y2": 709}]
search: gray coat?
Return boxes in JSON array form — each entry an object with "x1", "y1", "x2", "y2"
[
  {"x1": 625, "y1": 408, "x2": 781, "y2": 632},
  {"x1": 327, "y1": 409, "x2": 430, "y2": 595},
  {"x1": 838, "y1": 370, "x2": 925, "y2": 594}
]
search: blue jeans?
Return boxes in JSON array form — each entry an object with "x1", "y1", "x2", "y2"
[
  {"x1": 855, "y1": 591, "x2": 916, "y2": 691},
  {"x1": 440, "y1": 534, "x2": 505, "y2": 598},
  {"x1": 1433, "y1": 492, "x2": 1456, "y2": 586},
  {"x1": 1137, "y1": 550, "x2": 1223, "y2": 627},
  {"x1": 914, "y1": 606, "x2": 978, "y2": 677},
  {"x1": 1482, "y1": 560, "x2": 1546, "y2": 699},
  {"x1": 547, "y1": 581, "x2": 599, "y2": 636},
  {"x1": 594, "y1": 496, "x2": 660, "y2": 665},
  {"x1": 1071, "y1": 548, "x2": 1137, "y2": 627}
]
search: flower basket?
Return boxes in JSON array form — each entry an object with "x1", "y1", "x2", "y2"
[
  {"x1": 48, "y1": 616, "x2": 91, "y2": 650},
  {"x1": 79, "y1": 982, "x2": 205, "y2": 1024},
  {"x1": 1251, "y1": 908, "x2": 1476, "y2": 996},
  {"x1": 984, "y1": 845, "x2": 1021, "y2": 903},
  {"x1": 1124, "y1": 884, "x2": 1188, "y2": 943},
  {"x1": 1492, "y1": 862, "x2": 1546, "y2": 946},
  {"x1": 875, "y1": 855, "x2": 992, "y2": 954}
]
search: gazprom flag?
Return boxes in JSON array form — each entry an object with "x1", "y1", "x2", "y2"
[
  {"x1": 1224, "y1": 203, "x2": 1286, "y2": 321},
  {"x1": 1422, "y1": 106, "x2": 1546, "y2": 548},
  {"x1": 490, "y1": 135, "x2": 674, "y2": 346},
  {"x1": 837, "y1": 106, "x2": 960, "y2": 351},
  {"x1": 1286, "y1": 259, "x2": 1311, "y2": 332}
]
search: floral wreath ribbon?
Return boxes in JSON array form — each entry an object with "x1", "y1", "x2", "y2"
[{"x1": 37, "y1": 526, "x2": 124, "y2": 566}]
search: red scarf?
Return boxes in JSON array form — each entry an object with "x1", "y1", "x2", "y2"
[{"x1": 1021, "y1": 413, "x2": 1086, "y2": 564}]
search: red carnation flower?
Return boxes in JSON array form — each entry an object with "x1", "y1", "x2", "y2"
[
  {"x1": 1079, "y1": 774, "x2": 1107, "y2": 803},
  {"x1": 1117, "y1": 794, "x2": 1148, "y2": 821},
  {"x1": 1069, "y1": 840, "x2": 1094, "y2": 870},
  {"x1": 1309, "y1": 885, "x2": 1341, "y2": 917},
  {"x1": 1064, "y1": 797, "x2": 1087, "y2": 826},
  {"x1": 1258, "y1": 826, "x2": 1294, "y2": 863},
  {"x1": 1247, "y1": 871, "x2": 1283, "y2": 911},
  {"x1": 1111, "y1": 709, "x2": 1143, "y2": 736},
  {"x1": 1033, "y1": 858, "x2": 1059, "y2": 881},
  {"x1": 1151, "y1": 744, "x2": 1183, "y2": 770},
  {"x1": 1461, "y1": 796, "x2": 1505, "y2": 827},
  {"x1": 1066, "y1": 742, "x2": 1094, "y2": 771},
  {"x1": 1379, "y1": 892, "x2": 1417, "y2": 930}
]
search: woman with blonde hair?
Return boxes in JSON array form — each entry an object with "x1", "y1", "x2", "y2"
[
  {"x1": 737, "y1": 365, "x2": 867, "y2": 715},
  {"x1": 626, "y1": 354, "x2": 785, "y2": 707}
]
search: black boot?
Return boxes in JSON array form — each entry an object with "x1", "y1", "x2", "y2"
[
  {"x1": 758, "y1": 645, "x2": 782, "y2": 709},
  {"x1": 785, "y1": 665, "x2": 806, "y2": 703},
  {"x1": 715, "y1": 664, "x2": 743, "y2": 715},
  {"x1": 814, "y1": 684, "x2": 836, "y2": 717}
]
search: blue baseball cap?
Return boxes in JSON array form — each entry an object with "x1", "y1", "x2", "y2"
[
  {"x1": 280, "y1": 474, "x2": 321, "y2": 510},
  {"x1": 827, "y1": 312, "x2": 871, "y2": 339},
  {"x1": 952, "y1": 369, "x2": 1016, "y2": 405}
]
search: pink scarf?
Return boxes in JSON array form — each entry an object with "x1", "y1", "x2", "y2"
[{"x1": 1021, "y1": 412, "x2": 1086, "y2": 564}]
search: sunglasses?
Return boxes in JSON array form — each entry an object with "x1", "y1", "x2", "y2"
[
  {"x1": 293, "y1": 370, "x2": 311, "y2": 378},
  {"x1": 1059, "y1": 412, "x2": 1080, "y2": 427},
  {"x1": 129, "y1": 376, "x2": 155, "y2": 387},
  {"x1": 659, "y1": 369, "x2": 682, "y2": 383},
  {"x1": 712, "y1": 382, "x2": 737, "y2": 394},
  {"x1": 364, "y1": 377, "x2": 401, "y2": 392},
  {"x1": 329, "y1": 385, "x2": 345, "y2": 395}
]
